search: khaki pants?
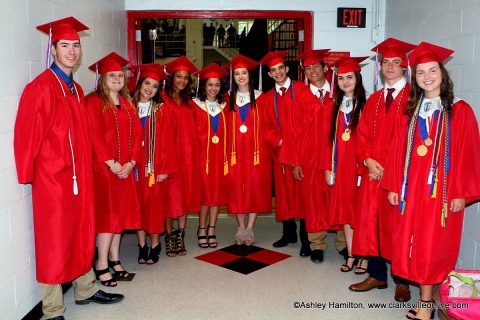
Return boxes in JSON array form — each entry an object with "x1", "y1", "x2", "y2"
[
  {"x1": 308, "y1": 230, "x2": 346, "y2": 251},
  {"x1": 39, "y1": 269, "x2": 98, "y2": 319}
]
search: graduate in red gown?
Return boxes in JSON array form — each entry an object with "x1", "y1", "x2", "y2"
[
  {"x1": 192, "y1": 63, "x2": 229, "y2": 248},
  {"x1": 85, "y1": 53, "x2": 142, "y2": 286},
  {"x1": 132, "y1": 64, "x2": 179, "y2": 264},
  {"x1": 14, "y1": 17, "x2": 123, "y2": 318},
  {"x1": 260, "y1": 51, "x2": 312, "y2": 256},
  {"x1": 349, "y1": 39, "x2": 415, "y2": 302},
  {"x1": 162, "y1": 56, "x2": 200, "y2": 257},
  {"x1": 321, "y1": 57, "x2": 367, "y2": 272},
  {"x1": 383, "y1": 42, "x2": 480, "y2": 320},
  {"x1": 294, "y1": 49, "x2": 348, "y2": 264},
  {"x1": 224, "y1": 54, "x2": 273, "y2": 245}
]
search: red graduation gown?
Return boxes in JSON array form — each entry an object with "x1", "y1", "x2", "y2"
[
  {"x1": 382, "y1": 100, "x2": 480, "y2": 284},
  {"x1": 193, "y1": 98, "x2": 228, "y2": 206},
  {"x1": 136, "y1": 103, "x2": 180, "y2": 233},
  {"x1": 162, "y1": 92, "x2": 201, "y2": 213},
  {"x1": 225, "y1": 91, "x2": 273, "y2": 214},
  {"x1": 352, "y1": 84, "x2": 409, "y2": 259},
  {"x1": 85, "y1": 93, "x2": 142, "y2": 233},
  {"x1": 261, "y1": 80, "x2": 311, "y2": 220},
  {"x1": 14, "y1": 69, "x2": 95, "y2": 284}
]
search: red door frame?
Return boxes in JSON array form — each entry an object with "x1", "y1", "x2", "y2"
[{"x1": 127, "y1": 10, "x2": 313, "y2": 65}]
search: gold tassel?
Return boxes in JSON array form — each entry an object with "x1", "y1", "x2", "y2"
[
  {"x1": 148, "y1": 171, "x2": 155, "y2": 187},
  {"x1": 254, "y1": 151, "x2": 260, "y2": 165},
  {"x1": 206, "y1": 161, "x2": 209, "y2": 176},
  {"x1": 231, "y1": 152, "x2": 236, "y2": 165},
  {"x1": 441, "y1": 202, "x2": 448, "y2": 227},
  {"x1": 224, "y1": 161, "x2": 229, "y2": 175},
  {"x1": 431, "y1": 177, "x2": 438, "y2": 199}
]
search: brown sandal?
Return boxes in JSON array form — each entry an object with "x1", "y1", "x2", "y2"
[{"x1": 165, "y1": 231, "x2": 177, "y2": 257}]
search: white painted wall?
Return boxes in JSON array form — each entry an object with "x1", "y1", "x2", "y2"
[
  {"x1": 0, "y1": 1, "x2": 126, "y2": 319},
  {"x1": 126, "y1": 0, "x2": 387, "y2": 94},
  {"x1": 386, "y1": 0, "x2": 480, "y2": 271}
]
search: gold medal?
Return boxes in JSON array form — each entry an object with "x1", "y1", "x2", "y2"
[
  {"x1": 417, "y1": 144, "x2": 428, "y2": 157},
  {"x1": 239, "y1": 124, "x2": 248, "y2": 133},
  {"x1": 424, "y1": 137, "x2": 433, "y2": 146},
  {"x1": 211, "y1": 135, "x2": 219, "y2": 144},
  {"x1": 341, "y1": 129, "x2": 351, "y2": 142}
]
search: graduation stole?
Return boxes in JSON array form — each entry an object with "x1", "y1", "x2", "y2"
[
  {"x1": 203, "y1": 101, "x2": 228, "y2": 176},
  {"x1": 145, "y1": 101, "x2": 158, "y2": 187},
  {"x1": 399, "y1": 94, "x2": 451, "y2": 227}
]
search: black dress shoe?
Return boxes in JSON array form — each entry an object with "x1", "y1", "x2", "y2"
[
  {"x1": 310, "y1": 249, "x2": 324, "y2": 263},
  {"x1": 48, "y1": 317, "x2": 65, "y2": 320},
  {"x1": 75, "y1": 290, "x2": 124, "y2": 305},
  {"x1": 272, "y1": 237, "x2": 297, "y2": 248},
  {"x1": 299, "y1": 244, "x2": 312, "y2": 257}
]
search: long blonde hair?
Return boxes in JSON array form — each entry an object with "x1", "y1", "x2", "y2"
[{"x1": 94, "y1": 73, "x2": 132, "y2": 111}]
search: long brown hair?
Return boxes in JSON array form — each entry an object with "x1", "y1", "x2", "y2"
[
  {"x1": 406, "y1": 62, "x2": 454, "y2": 116},
  {"x1": 164, "y1": 71, "x2": 193, "y2": 105},
  {"x1": 94, "y1": 73, "x2": 131, "y2": 111},
  {"x1": 132, "y1": 77, "x2": 164, "y2": 109},
  {"x1": 197, "y1": 78, "x2": 226, "y2": 104},
  {"x1": 229, "y1": 69, "x2": 257, "y2": 112},
  {"x1": 329, "y1": 71, "x2": 366, "y2": 143}
]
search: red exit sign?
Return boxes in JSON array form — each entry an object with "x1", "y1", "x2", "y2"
[{"x1": 337, "y1": 7, "x2": 366, "y2": 28}]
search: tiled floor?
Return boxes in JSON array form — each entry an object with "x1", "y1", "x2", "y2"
[{"x1": 59, "y1": 214, "x2": 419, "y2": 319}]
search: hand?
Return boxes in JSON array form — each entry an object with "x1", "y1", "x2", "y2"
[
  {"x1": 325, "y1": 170, "x2": 333, "y2": 186},
  {"x1": 365, "y1": 158, "x2": 384, "y2": 180},
  {"x1": 278, "y1": 139, "x2": 283, "y2": 147},
  {"x1": 450, "y1": 198, "x2": 466, "y2": 212},
  {"x1": 106, "y1": 160, "x2": 122, "y2": 174},
  {"x1": 388, "y1": 192, "x2": 399, "y2": 206},
  {"x1": 293, "y1": 166, "x2": 304, "y2": 181},
  {"x1": 117, "y1": 161, "x2": 135, "y2": 179},
  {"x1": 156, "y1": 174, "x2": 168, "y2": 182}
]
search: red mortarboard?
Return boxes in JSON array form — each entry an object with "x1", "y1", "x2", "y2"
[
  {"x1": 260, "y1": 50, "x2": 290, "y2": 68},
  {"x1": 88, "y1": 52, "x2": 129, "y2": 74},
  {"x1": 165, "y1": 56, "x2": 199, "y2": 75},
  {"x1": 36, "y1": 16, "x2": 89, "y2": 43},
  {"x1": 371, "y1": 38, "x2": 416, "y2": 59},
  {"x1": 295, "y1": 49, "x2": 331, "y2": 67},
  {"x1": 404, "y1": 42, "x2": 454, "y2": 68},
  {"x1": 139, "y1": 63, "x2": 167, "y2": 82},
  {"x1": 336, "y1": 56, "x2": 369, "y2": 74},
  {"x1": 225, "y1": 54, "x2": 259, "y2": 71},
  {"x1": 323, "y1": 52, "x2": 350, "y2": 67},
  {"x1": 197, "y1": 63, "x2": 228, "y2": 80}
]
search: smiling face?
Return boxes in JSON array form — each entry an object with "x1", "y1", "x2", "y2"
[
  {"x1": 233, "y1": 67, "x2": 250, "y2": 90},
  {"x1": 304, "y1": 62, "x2": 327, "y2": 87},
  {"x1": 51, "y1": 40, "x2": 81, "y2": 75},
  {"x1": 173, "y1": 70, "x2": 190, "y2": 93},
  {"x1": 415, "y1": 61, "x2": 442, "y2": 98},
  {"x1": 268, "y1": 62, "x2": 289, "y2": 86},
  {"x1": 205, "y1": 78, "x2": 221, "y2": 101},
  {"x1": 139, "y1": 77, "x2": 160, "y2": 102},
  {"x1": 105, "y1": 71, "x2": 125, "y2": 94},
  {"x1": 381, "y1": 57, "x2": 404, "y2": 85},
  {"x1": 337, "y1": 72, "x2": 356, "y2": 97}
]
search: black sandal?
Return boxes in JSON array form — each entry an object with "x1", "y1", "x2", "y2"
[
  {"x1": 197, "y1": 227, "x2": 209, "y2": 248},
  {"x1": 94, "y1": 267, "x2": 117, "y2": 287},
  {"x1": 340, "y1": 256, "x2": 357, "y2": 272},
  {"x1": 176, "y1": 228, "x2": 187, "y2": 256},
  {"x1": 137, "y1": 244, "x2": 149, "y2": 264},
  {"x1": 165, "y1": 232, "x2": 177, "y2": 257},
  {"x1": 207, "y1": 225, "x2": 218, "y2": 248},
  {"x1": 108, "y1": 260, "x2": 130, "y2": 279},
  {"x1": 146, "y1": 244, "x2": 161, "y2": 264},
  {"x1": 354, "y1": 258, "x2": 368, "y2": 275}
]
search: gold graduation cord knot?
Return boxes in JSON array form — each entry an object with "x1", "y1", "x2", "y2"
[{"x1": 148, "y1": 171, "x2": 155, "y2": 187}]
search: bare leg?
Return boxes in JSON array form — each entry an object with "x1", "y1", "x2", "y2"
[
  {"x1": 198, "y1": 206, "x2": 209, "y2": 247},
  {"x1": 96, "y1": 233, "x2": 115, "y2": 283},
  {"x1": 244, "y1": 213, "x2": 257, "y2": 245},
  {"x1": 207, "y1": 206, "x2": 219, "y2": 247},
  {"x1": 108, "y1": 233, "x2": 129, "y2": 277},
  {"x1": 137, "y1": 230, "x2": 147, "y2": 247},
  {"x1": 340, "y1": 224, "x2": 356, "y2": 271},
  {"x1": 235, "y1": 214, "x2": 247, "y2": 244},
  {"x1": 416, "y1": 285, "x2": 434, "y2": 319},
  {"x1": 166, "y1": 217, "x2": 174, "y2": 233}
]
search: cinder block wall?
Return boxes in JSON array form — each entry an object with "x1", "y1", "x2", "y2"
[
  {"x1": 0, "y1": 0, "x2": 126, "y2": 319},
  {"x1": 386, "y1": 0, "x2": 480, "y2": 270}
]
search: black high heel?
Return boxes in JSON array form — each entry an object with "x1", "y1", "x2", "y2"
[
  {"x1": 165, "y1": 231, "x2": 177, "y2": 257},
  {"x1": 207, "y1": 225, "x2": 217, "y2": 248},
  {"x1": 137, "y1": 244, "x2": 149, "y2": 264},
  {"x1": 406, "y1": 299, "x2": 435, "y2": 320},
  {"x1": 197, "y1": 227, "x2": 209, "y2": 248},
  {"x1": 108, "y1": 260, "x2": 130, "y2": 280},
  {"x1": 94, "y1": 267, "x2": 117, "y2": 287},
  {"x1": 340, "y1": 256, "x2": 357, "y2": 272},
  {"x1": 176, "y1": 228, "x2": 187, "y2": 256},
  {"x1": 147, "y1": 244, "x2": 161, "y2": 264}
]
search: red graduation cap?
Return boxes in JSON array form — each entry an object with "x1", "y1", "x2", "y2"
[
  {"x1": 165, "y1": 56, "x2": 199, "y2": 75},
  {"x1": 295, "y1": 49, "x2": 331, "y2": 67},
  {"x1": 197, "y1": 63, "x2": 228, "y2": 80},
  {"x1": 88, "y1": 52, "x2": 129, "y2": 74},
  {"x1": 36, "y1": 16, "x2": 89, "y2": 43},
  {"x1": 224, "y1": 54, "x2": 259, "y2": 71},
  {"x1": 371, "y1": 38, "x2": 416, "y2": 59},
  {"x1": 323, "y1": 52, "x2": 350, "y2": 67},
  {"x1": 139, "y1": 63, "x2": 167, "y2": 82},
  {"x1": 260, "y1": 50, "x2": 290, "y2": 68},
  {"x1": 404, "y1": 42, "x2": 454, "y2": 68},
  {"x1": 336, "y1": 56, "x2": 369, "y2": 74}
]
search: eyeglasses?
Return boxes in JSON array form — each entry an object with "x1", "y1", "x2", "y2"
[{"x1": 106, "y1": 73, "x2": 125, "y2": 79}]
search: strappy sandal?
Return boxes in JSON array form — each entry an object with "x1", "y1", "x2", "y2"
[
  {"x1": 176, "y1": 228, "x2": 187, "y2": 256},
  {"x1": 94, "y1": 266, "x2": 117, "y2": 287},
  {"x1": 197, "y1": 227, "x2": 209, "y2": 248},
  {"x1": 244, "y1": 227, "x2": 254, "y2": 246},
  {"x1": 137, "y1": 243, "x2": 149, "y2": 264},
  {"x1": 207, "y1": 225, "x2": 218, "y2": 248},
  {"x1": 354, "y1": 258, "x2": 368, "y2": 275},
  {"x1": 165, "y1": 232, "x2": 177, "y2": 257},
  {"x1": 235, "y1": 226, "x2": 245, "y2": 245},
  {"x1": 340, "y1": 256, "x2": 357, "y2": 272},
  {"x1": 406, "y1": 300, "x2": 435, "y2": 320},
  {"x1": 108, "y1": 260, "x2": 130, "y2": 280},
  {"x1": 146, "y1": 244, "x2": 161, "y2": 264}
]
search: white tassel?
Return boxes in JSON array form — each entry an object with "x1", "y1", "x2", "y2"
[
  {"x1": 73, "y1": 176, "x2": 79, "y2": 195},
  {"x1": 259, "y1": 65, "x2": 263, "y2": 91}
]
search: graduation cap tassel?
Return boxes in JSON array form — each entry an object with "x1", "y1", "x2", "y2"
[
  {"x1": 229, "y1": 64, "x2": 233, "y2": 94},
  {"x1": 407, "y1": 63, "x2": 412, "y2": 84},
  {"x1": 46, "y1": 25, "x2": 52, "y2": 68},
  {"x1": 94, "y1": 64, "x2": 99, "y2": 91},
  {"x1": 195, "y1": 73, "x2": 200, "y2": 98},
  {"x1": 374, "y1": 50, "x2": 380, "y2": 88},
  {"x1": 259, "y1": 65, "x2": 263, "y2": 91},
  {"x1": 329, "y1": 67, "x2": 335, "y2": 99}
]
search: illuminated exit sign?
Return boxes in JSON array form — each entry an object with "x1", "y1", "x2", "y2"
[{"x1": 337, "y1": 8, "x2": 366, "y2": 28}]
